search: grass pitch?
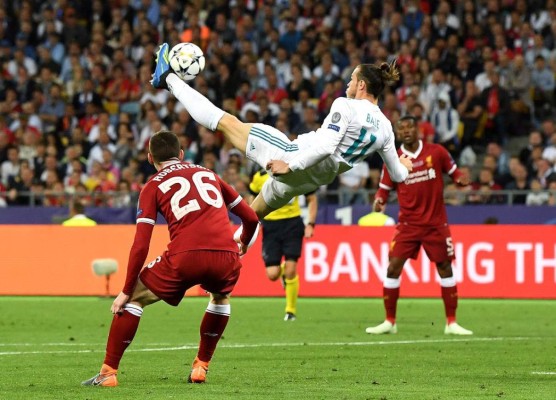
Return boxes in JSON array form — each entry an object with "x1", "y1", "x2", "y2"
[{"x1": 0, "y1": 297, "x2": 554, "y2": 400}]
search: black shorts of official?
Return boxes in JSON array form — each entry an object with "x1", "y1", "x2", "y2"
[{"x1": 261, "y1": 217, "x2": 305, "y2": 266}]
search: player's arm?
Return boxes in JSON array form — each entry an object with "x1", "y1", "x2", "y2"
[
  {"x1": 377, "y1": 126, "x2": 411, "y2": 182},
  {"x1": 373, "y1": 165, "x2": 394, "y2": 212},
  {"x1": 120, "y1": 184, "x2": 157, "y2": 299},
  {"x1": 268, "y1": 98, "x2": 351, "y2": 175},
  {"x1": 218, "y1": 176, "x2": 259, "y2": 248},
  {"x1": 440, "y1": 146, "x2": 469, "y2": 186},
  {"x1": 304, "y1": 191, "x2": 318, "y2": 238}
]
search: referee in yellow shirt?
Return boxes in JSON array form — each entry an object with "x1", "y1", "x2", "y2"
[
  {"x1": 250, "y1": 169, "x2": 318, "y2": 321},
  {"x1": 62, "y1": 200, "x2": 97, "y2": 227}
]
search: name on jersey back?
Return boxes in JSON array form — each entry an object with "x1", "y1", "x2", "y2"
[{"x1": 152, "y1": 163, "x2": 207, "y2": 182}]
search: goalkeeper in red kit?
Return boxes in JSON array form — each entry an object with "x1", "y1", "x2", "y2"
[
  {"x1": 82, "y1": 130, "x2": 259, "y2": 387},
  {"x1": 365, "y1": 116, "x2": 473, "y2": 335}
]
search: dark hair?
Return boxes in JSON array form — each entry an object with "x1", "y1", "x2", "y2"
[
  {"x1": 71, "y1": 199, "x2": 85, "y2": 215},
  {"x1": 397, "y1": 114, "x2": 418, "y2": 127},
  {"x1": 357, "y1": 60, "x2": 400, "y2": 98},
  {"x1": 149, "y1": 130, "x2": 181, "y2": 163}
]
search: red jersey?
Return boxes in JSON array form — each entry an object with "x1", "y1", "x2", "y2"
[
  {"x1": 376, "y1": 141, "x2": 463, "y2": 226},
  {"x1": 123, "y1": 160, "x2": 258, "y2": 294}
]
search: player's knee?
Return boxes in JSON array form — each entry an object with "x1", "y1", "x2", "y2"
[
  {"x1": 386, "y1": 261, "x2": 404, "y2": 278},
  {"x1": 266, "y1": 266, "x2": 281, "y2": 281},
  {"x1": 219, "y1": 114, "x2": 246, "y2": 135},
  {"x1": 210, "y1": 292, "x2": 230, "y2": 304},
  {"x1": 436, "y1": 261, "x2": 453, "y2": 276}
]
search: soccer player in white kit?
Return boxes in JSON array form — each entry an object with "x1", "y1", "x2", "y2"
[{"x1": 151, "y1": 43, "x2": 412, "y2": 219}]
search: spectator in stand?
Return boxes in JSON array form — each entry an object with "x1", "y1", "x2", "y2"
[
  {"x1": 520, "y1": 131, "x2": 545, "y2": 166},
  {"x1": 38, "y1": 83, "x2": 66, "y2": 134},
  {"x1": 480, "y1": 71, "x2": 511, "y2": 144},
  {"x1": 504, "y1": 161, "x2": 530, "y2": 204},
  {"x1": 6, "y1": 164, "x2": 35, "y2": 205},
  {"x1": 531, "y1": 56, "x2": 555, "y2": 121},
  {"x1": 525, "y1": 34, "x2": 551, "y2": 67},
  {"x1": 1, "y1": 146, "x2": 20, "y2": 186},
  {"x1": 540, "y1": 119, "x2": 556, "y2": 145},
  {"x1": 542, "y1": 133, "x2": 556, "y2": 165},
  {"x1": 72, "y1": 78, "x2": 103, "y2": 118},
  {"x1": 469, "y1": 168, "x2": 504, "y2": 205},
  {"x1": 486, "y1": 142, "x2": 510, "y2": 177},
  {"x1": 526, "y1": 178, "x2": 550, "y2": 206},
  {"x1": 534, "y1": 158, "x2": 555, "y2": 188},
  {"x1": 431, "y1": 91, "x2": 460, "y2": 158},
  {"x1": 457, "y1": 80, "x2": 484, "y2": 150}
]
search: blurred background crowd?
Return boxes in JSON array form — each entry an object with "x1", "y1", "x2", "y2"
[{"x1": 0, "y1": 0, "x2": 555, "y2": 208}]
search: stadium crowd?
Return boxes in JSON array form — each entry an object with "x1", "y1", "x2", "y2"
[{"x1": 0, "y1": 0, "x2": 555, "y2": 208}]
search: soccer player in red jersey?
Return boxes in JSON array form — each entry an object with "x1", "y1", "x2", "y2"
[
  {"x1": 365, "y1": 116, "x2": 473, "y2": 336},
  {"x1": 82, "y1": 130, "x2": 259, "y2": 387}
]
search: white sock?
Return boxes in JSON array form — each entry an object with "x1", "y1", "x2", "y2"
[
  {"x1": 440, "y1": 276, "x2": 456, "y2": 287},
  {"x1": 206, "y1": 302, "x2": 231, "y2": 316},
  {"x1": 383, "y1": 277, "x2": 401, "y2": 289},
  {"x1": 167, "y1": 74, "x2": 225, "y2": 131},
  {"x1": 123, "y1": 303, "x2": 143, "y2": 317}
]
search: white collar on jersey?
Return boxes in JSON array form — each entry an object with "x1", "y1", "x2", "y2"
[
  {"x1": 401, "y1": 140, "x2": 423, "y2": 159},
  {"x1": 159, "y1": 158, "x2": 182, "y2": 169}
]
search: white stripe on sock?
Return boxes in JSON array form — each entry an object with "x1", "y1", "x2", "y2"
[
  {"x1": 383, "y1": 277, "x2": 401, "y2": 289},
  {"x1": 124, "y1": 303, "x2": 143, "y2": 317},
  {"x1": 206, "y1": 303, "x2": 230, "y2": 316},
  {"x1": 440, "y1": 276, "x2": 456, "y2": 287}
]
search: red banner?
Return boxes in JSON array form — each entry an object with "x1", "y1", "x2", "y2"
[
  {"x1": 0, "y1": 225, "x2": 554, "y2": 298},
  {"x1": 234, "y1": 225, "x2": 556, "y2": 299}
]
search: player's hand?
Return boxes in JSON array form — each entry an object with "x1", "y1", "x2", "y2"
[
  {"x1": 238, "y1": 241, "x2": 248, "y2": 256},
  {"x1": 456, "y1": 175, "x2": 470, "y2": 186},
  {"x1": 373, "y1": 198, "x2": 385, "y2": 212},
  {"x1": 111, "y1": 292, "x2": 130, "y2": 315},
  {"x1": 399, "y1": 154, "x2": 413, "y2": 172},
  {"x1": 266, "y1": 160, "x2": 291, "y2": 175},
  {"x1": 304, "y1": 224, "x2": 314, "y2": 239}
]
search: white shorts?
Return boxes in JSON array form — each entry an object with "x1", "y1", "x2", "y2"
[{"x1": 246, "y1": 124, "x2": 338, "y2": 209}]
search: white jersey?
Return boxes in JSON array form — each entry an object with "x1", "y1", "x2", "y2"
[
  {"x1": 245, "y1": 97, "x2": 408, "y2": 209},
  {"x1": 289, "y1": 97, "x2": 408, "y2": 182}
]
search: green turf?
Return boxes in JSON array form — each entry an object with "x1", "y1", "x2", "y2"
[{"x1": 0, "y1": 297, "x2": 554, "y2": 400}]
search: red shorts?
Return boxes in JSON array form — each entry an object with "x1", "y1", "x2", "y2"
[
  {"x1": 140, "y1": 250, "x2": 241, "y2": 306},
  {"x1": 389, "y1": 223, "x2": 455, "y2": 263}
]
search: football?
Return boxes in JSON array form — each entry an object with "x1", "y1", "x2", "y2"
[{"x1": 168, "y1": 42, "x2": 206, "y2": 82}]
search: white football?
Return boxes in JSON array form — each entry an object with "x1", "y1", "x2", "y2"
[{"x1": 168, "y1": 42, "x2": 206, "y2": 82}]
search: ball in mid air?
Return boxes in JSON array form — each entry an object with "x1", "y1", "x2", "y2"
[{"x1": 168, "y1": 42, "x2": 206, "y2": 82}]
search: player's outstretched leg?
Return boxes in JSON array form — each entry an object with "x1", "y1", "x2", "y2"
[
  {"x1": 151, "y1": 43, "x2": 251, "y2": 153},
  {"x1": 189, "y1": 295, "x2": 231, "y2": 384}
]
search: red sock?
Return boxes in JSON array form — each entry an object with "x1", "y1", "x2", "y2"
[
  {"x1": 441, "y1": 285, "x2": 458, "y2": 325},
  {"x1": 104, "y1": 304, "x2": 143, "y2": 370},
  {"x1": 197, "y1": 304, "x2": 230, "y2": 363},
  {"x1": 384, "y1": 287, "x2": 400, "y2": 323}
]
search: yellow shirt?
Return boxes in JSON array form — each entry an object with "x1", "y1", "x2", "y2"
[
  {"x1": 249, "y1": 171, "x2": 301, "y2": 221},
  {"x1": 358, "y1": 212, "x2": 395, "y2": 227},
  {"x1": 62, "y1": 214, "x2": 98, "y2": 227}
]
